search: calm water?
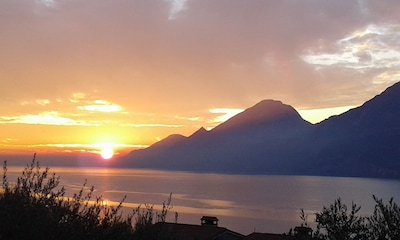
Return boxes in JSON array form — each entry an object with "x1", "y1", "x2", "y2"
[{"x1": 4, "y1": 166, "x2": 400, "y2": 235}]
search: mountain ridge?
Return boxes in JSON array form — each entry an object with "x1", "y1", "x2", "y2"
[
  {"x1": 118, "y1": 82, "x2": 400, "y2": 178},
  {"x1": 210, "y1": 99, "x2": 309, "y2": 133}
]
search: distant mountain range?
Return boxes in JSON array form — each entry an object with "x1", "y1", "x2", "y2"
[{"x1": 116, "y1": 82, "x2": 400, "y2": 178}]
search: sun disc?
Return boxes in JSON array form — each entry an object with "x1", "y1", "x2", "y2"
[{"x1": 100, "y1": 148, "x2": 113, "y2": 160}]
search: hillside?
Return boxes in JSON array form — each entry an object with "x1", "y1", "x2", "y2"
[
  {"x1": 117, "y1": 82, "x2": 400, "y2": 178},
  {"x1": 304, "y1": 82, "x2": 400, "y2": 177}
]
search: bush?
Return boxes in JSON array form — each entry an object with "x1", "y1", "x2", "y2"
[
  {"x1": 0, "y1": 154, "x2": 174, "y2": 240},
  {"x1": 293, "y1": 197, "x2": 400, "y2": 240},
  {"x1": 368, "y1": 195, "x2": 400, "y2": 240},
  {"x1": 314, "y1": 198, "x2": 367, "y2": 240}
]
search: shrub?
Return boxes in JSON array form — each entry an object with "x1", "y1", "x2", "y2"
[
  {"x1": 314, "y1": 198, "x2": 367, "y2": 240},
  {"x1": 293, "y1": 197, "x2": 400, "y2": 240},
  {"x1": 368, "y1": 195, "x2": 400, "y2": 240},
  {"x1": 0, "y1": 154, "x2": 174, "y2": 240}
]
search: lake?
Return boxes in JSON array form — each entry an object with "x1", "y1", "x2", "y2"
[{"x1": 4, "y1": 166, "x2": 400, "y2": 235}]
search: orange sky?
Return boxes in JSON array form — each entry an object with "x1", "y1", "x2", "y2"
[{"x1": 1, "y1": 0, "x2": 400, "y2": 159}]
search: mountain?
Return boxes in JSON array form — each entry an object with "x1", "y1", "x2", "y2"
[
  {"x1": 117, "y1": 82, "x2": 400, "y2": 178},
  {"x1": 117, "y1": 100, "x2": 312, "y2": 173},
  {"x1": 211, "y1": 100, "x2": 308, "y2": 133},
  {"x1": 304, "y1": 82, "x2": 400, "y2": 177}
]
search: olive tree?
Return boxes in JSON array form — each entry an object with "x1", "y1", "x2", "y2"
[
  {"x1": 367, "y1": 195, "x2": 400, "y2": 240},
  {"x1": 0, "y1": 155, "x2": 175, "y2": 240},
  {"x1": 313, "y1": 198, "x2": 367, "y2": 240}
]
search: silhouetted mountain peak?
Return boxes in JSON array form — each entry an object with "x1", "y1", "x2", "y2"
[
  {"x1": 248, "y1": 99, "x2": 296, "y2": 118},
  {"x1": 120, "y1": 82, "x2": 400, "y2": 178},
  {"x1": 190, "y1": 127, "x2": 208, "y2": 138},
  {"x1": 212, "y1": 99, "x2": 306, "y2": 133},
  {"x1": 149, "y1": 134, "x2": 186, "y2": 148}
]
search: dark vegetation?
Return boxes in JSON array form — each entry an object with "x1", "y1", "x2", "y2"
[
  {"x1": 289, "y1": 196, "x2": 400, "y2": 240},
  {"x1": 0, "y1": 155, "x2": 174, "y2": 240}
]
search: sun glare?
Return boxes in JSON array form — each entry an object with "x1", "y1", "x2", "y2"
[{"x1": 100, "y1": 147, "x2": 114, "y2": 160}]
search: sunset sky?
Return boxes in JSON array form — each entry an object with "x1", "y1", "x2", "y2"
[{"x1": 1, "y1": 0, "x2": 400, "y2": 159}]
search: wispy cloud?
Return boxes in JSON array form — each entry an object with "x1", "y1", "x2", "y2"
[
  {"x1": 301, "y1": 24, "x2": 400, "y2": 76},
  {"x1": 78, "y1": 100, "x2": 124, "y2": 113},
  {"x1": 121, "y1": 123, "x2": 183, "y2": 128},
  {"x1": 373, "y1": 71, "x2": 400, "y2": 85},
  {"x1": 174, "y1": 115, "x2": 201, "y2": 121},
  {"x1": 28, "y1": 143, "x2": 148, "y2": 150},
  {"x1": 0, "y1": 142, "x2": 148, "y2": 154},
  {"x1": 69, "y1": 93, "x2": 86, "y2": 103},
  {"x1": 1, "y1": 138, "x2": 18, "y2": 143},
  {"x1": 165, "y1": 0, "x2": 189, "y2": 20},
  {"x1": 68, "y1": 93, "x2": 125, "y2": 113},
  {"x1": 36, "y1": 99, "x2": 50, "y2": 106},
  {"x1": 0, "y1": 111, "x2": 99, "y2": 126},
  {"x1": 3, "y1": 93, "x2": 127, "y2": 127},
  {"x1": 208, "y1": 108, "x2": 244, "y2": 124},
  {"x1": 20, "y1": 99, "x2": 51, "y2": 106},
  {"x1": 36, "y1": 0, "x2": 56, "y2": 8}
]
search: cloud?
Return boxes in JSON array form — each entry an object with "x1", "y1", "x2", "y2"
[
  {"x1": 121, "y1": 123, "x2": 183, "y2": 128},
  {"x1": 301, "y1": 24, "x2": 400, "y2": 72},
  {"x1": 36, "y1": 0, "x2": 56, "y2": 8},
  {"x1": 165, "y1": 0, "x2": 189, "y2": 20},
  {"x1": 28, "y1": 143, "x2": 148, "y2": 150},
  {"x1": 373, "y1": 71, "x2": 400, "y2": 85},
  {"x1": 36, "y1": 99, "x2": 50, "y2": 106},
  {"x1": 0, "y1": 111, "x2": 99, "y2": 126},
  {"x1": 208, "y1": 108, "x2": 244, "y2": 124},
  {"x1": 174, "y1": 115, "x2": 201, "y2": 121},
  {"x1": 77, "y1": 100, "x2": 124, "y2": 113},
  {"x1": 1, "y1": 0, "x2": 400, "y2": 127},
  {"x1": 0, "y1": 142, "x2": 147, "y2": 154},
  {"x1": 69, "y1": 93, "x2": 86, "y2": 103},
  {"x1": 20, "y1": 99, "x2": 50, "y2": 106},
  {"x1": 68, "y1": 93, "x2": 125, "y2": 113},
  {"x1": 1, "y1": 138, "x2": 18, "y2": 143},
  {"x1": 3, "y1": 92, "x2": 127, "y2": 124}
]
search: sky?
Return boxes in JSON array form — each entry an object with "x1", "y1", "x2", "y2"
[{"x1": 1, "y1": 0, "x2": 400, "y2": 160}]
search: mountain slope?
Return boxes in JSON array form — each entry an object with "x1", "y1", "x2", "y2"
[
  {"x1": 119, "y1": 100, "x2": 312, "y2": 173},
  {"x1": 211, "y1": 100, "x2": 308, "y2": 133},
  {"x1": 304, "y1": 82, "x2": 400, "y2": 177},
  {"x1": 118, "y1": 82, "x2": 400, "y2": 178}
]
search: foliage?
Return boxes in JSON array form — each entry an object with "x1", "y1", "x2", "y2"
[
  {"x1": 0, "y1": 154, "x2": 175, "y2": 240},
  {"x1": 367, "y1": 195, "x2": 400, "y2": 240},
  {"x1": 314, "y1": 198, "x2": 367, "y2": 240},
  {"x1": 300, "y1": 208, "x2": 309, "y2": 227},
  {"x1": 293, "y1": 197, "x2": 400, "y2": 240}
]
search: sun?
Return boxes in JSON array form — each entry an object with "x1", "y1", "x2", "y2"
[{"x1": 100, "y1": 147, "x2": 114, "y2": 160}]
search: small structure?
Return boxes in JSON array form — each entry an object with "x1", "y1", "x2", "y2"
[
  {"x1": 201, "y1": 216, "x2": 219, "y2": 227},
  {"x1": 294, "y1": 226, "x2": 312, "y2": 238}
]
